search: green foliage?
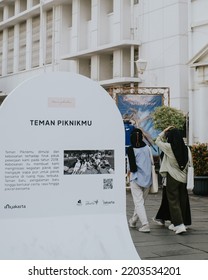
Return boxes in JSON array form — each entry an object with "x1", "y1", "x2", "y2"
[
  {"x1": 191, "y1": 143, "x2": 208, "y2": 176},
  {"x1": 152, "y1": 105, "x2": 185, "y2": 131}
]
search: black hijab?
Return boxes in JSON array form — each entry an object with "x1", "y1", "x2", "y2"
[
  {"x1": 166, "y1": 128, "x2": 188, "y2": 171},
  {"x1": 127, "y1": 129, "x2": 146, "y2": 173}
]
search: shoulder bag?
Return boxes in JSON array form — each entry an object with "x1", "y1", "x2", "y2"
[
  {"x1": 148, "y1": 146, "x2": 159, "y2": 194},
  {"x1": 187, "y1": 147, "x2": 194, "y2": 190}
]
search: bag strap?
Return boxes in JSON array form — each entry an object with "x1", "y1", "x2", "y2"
[
  {"x1": 148, "y1": 146, "x2": 154, "y2": 165},
  {"x1": 188, "y1": 147, "x2": 193, "y2": 167}
]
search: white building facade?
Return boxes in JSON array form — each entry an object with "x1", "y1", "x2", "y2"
[
  {"x1": 0, "y1": 0, "x2": 207, "y2": 143},
  {"x1": 187, "y1": 0, "x2": 208, "y2": 144}
]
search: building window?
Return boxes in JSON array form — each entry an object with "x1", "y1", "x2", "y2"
[
  {"x1": 32, "y1": 16, "x2": 40, "y2": 68},
  {"x1": 0, "y1": 31, "x2": 3, "y2": 76},
  {"x1": 134, "y1": 0, "x2": 139, "y2": 4},
  {"x1": 45, "y1": 9, "x2": 53, "y2": 64},
  {"x1": 19, "y1": 21, "x2": 26, "y2": 71},
  {"x1": 8, "y1": 3, "x2": 15, "y2": 18},
  {"x1": 79, "y1": 58, "x2": 91, "y2": 78},
  {"x1": 7, "y1": 27, "x2": 14, "y2": 74},
  {"x1": 134, "y1": 48, "x2": 139, "y2": 77},
  {"x1": 20, "y1": 0, "x2": 27, "y2": 13},
  {"x1": 100, "y1": 53, "x2": 113, "y2": 80},
  {"x1": 68, "y1": 4, "x2": 72, "y2": 27},
  {"x1": 80, "y1": 0, "x2": 91, "y2": 21},
  {"x1": 33, "y1": 0, "x2": 40, "y2": 7},
  {"x1": 106, "y1": 0, "x2": 113, "y2": 14},
  {"x1": 0, "y1": 8, "x2": 3, "y2": 22}
]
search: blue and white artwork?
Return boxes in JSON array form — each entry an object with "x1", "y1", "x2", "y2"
[{"x1": 117, "y1": 94, "x2": 163, "y2": 154}]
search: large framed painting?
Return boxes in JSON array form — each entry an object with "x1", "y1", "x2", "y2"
[{"x1": 117, "y1": 93, "x2": 163, "y2": 155}]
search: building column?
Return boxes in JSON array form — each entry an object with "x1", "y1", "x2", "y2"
[
  {"x1": 13, "y1": 24, "x2": 19, "y2": 72},
  {"x1": 71, "y1": 0, "x2": 79, "y2": 53},
  {"x1": 196, "y1": 84, "x2": 208, "y2": 143},
  {"x1": 188, "y1": 67, "x2": 195, "y2": 145},
  {"x1": 26, "y1": 18, "x2": 32, "y2": 70},
  {"x1": 2, "y1": 29, "x2": 8, "y2": 75},
  {"x1": 91, "y1": 0, "x2": 98, "y2": 49},
  {"x1": 91, "y1": 55, "x2": 99, "y2": 80},
  {"x1": 53, "y1": 5, "x2": 62, "y2": 70},
  {"x1": 39, "y1": 3, "x2": 45, "y2": 67}
]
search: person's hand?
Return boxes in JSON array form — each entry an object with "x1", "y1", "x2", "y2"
[{"x1": 164, "y1": 126, "x2": 174, "y2": 133}]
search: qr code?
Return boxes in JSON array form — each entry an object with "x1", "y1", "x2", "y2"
[{"x1": 103, "y1": 178, "x2": 113, "y2": 190}]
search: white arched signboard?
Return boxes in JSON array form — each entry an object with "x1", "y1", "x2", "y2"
[{"x1": 0, "y1": 72, "x2": 139, "y2": 260}]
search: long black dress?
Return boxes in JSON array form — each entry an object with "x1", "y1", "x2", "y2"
[{"x1": 155, "y1": 186, "x2": 191, "y2": 226}]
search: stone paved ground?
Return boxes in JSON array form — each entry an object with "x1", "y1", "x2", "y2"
[{"x1": 126, "y1": 188, "x2": 208, "y2": 260}]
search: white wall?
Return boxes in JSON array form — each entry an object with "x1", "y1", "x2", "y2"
[
  {"x1": 188, "y1": 0, "x2": 208, "y2": 143},
  {"x1": 139, "y1": 0, "x2": 189, "y2": 112}
]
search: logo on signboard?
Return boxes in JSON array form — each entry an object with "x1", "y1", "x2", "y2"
[
  {"x1": 48, "y1": 97, "x2": 76, "y2": 108},
  {"x1": 85, "y1": 200, "x2": 99, "y2": 206},
  {"x1": 4, "y1": 204, "x2": 26, "y2": 210},
  {"x1": 77, "y1": 200, "x2": 82, "y2": 206},
  {"x1": 102, "y1": 200, "x2": 115, "y2": 206}
]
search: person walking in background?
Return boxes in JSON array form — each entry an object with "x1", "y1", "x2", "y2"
[
  {"x1": 127, "y1": 128, "x2": 152, "y2": 233},
  {"x1": 155, "y1": 126, "x2": 191, "y2": 234}
]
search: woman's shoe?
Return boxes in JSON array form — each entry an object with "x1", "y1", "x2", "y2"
[
  {"x1": 129, "y1": 217, "x2": 137, "y2": 228},
  {"x1": 175, "y1": 224, "x2": 186, "y2": 234},
  {"x1": 168, "y1": 224, "x2": 176, "y2": 231},
  {"x1": 168, "y1": 223, "x2": 186, "y2": 234},
  {"x1": 138, "y1": 224, "x2": 150, "y2": 233},
  {"x1": 152, "y1": 217, "x2": 165, "y2": 226}
]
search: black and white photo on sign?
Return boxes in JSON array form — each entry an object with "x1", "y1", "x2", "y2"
[{"x1": 64, "y1": 150, "x2": 114, "y2": 175}]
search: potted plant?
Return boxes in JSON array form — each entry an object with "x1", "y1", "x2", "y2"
[
  {"x1": 191, "y1": 143, "x2": 208, "y2": 196},
  {"x1": 152, "y1": 105, "x2": 186, "y2": 131}
]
